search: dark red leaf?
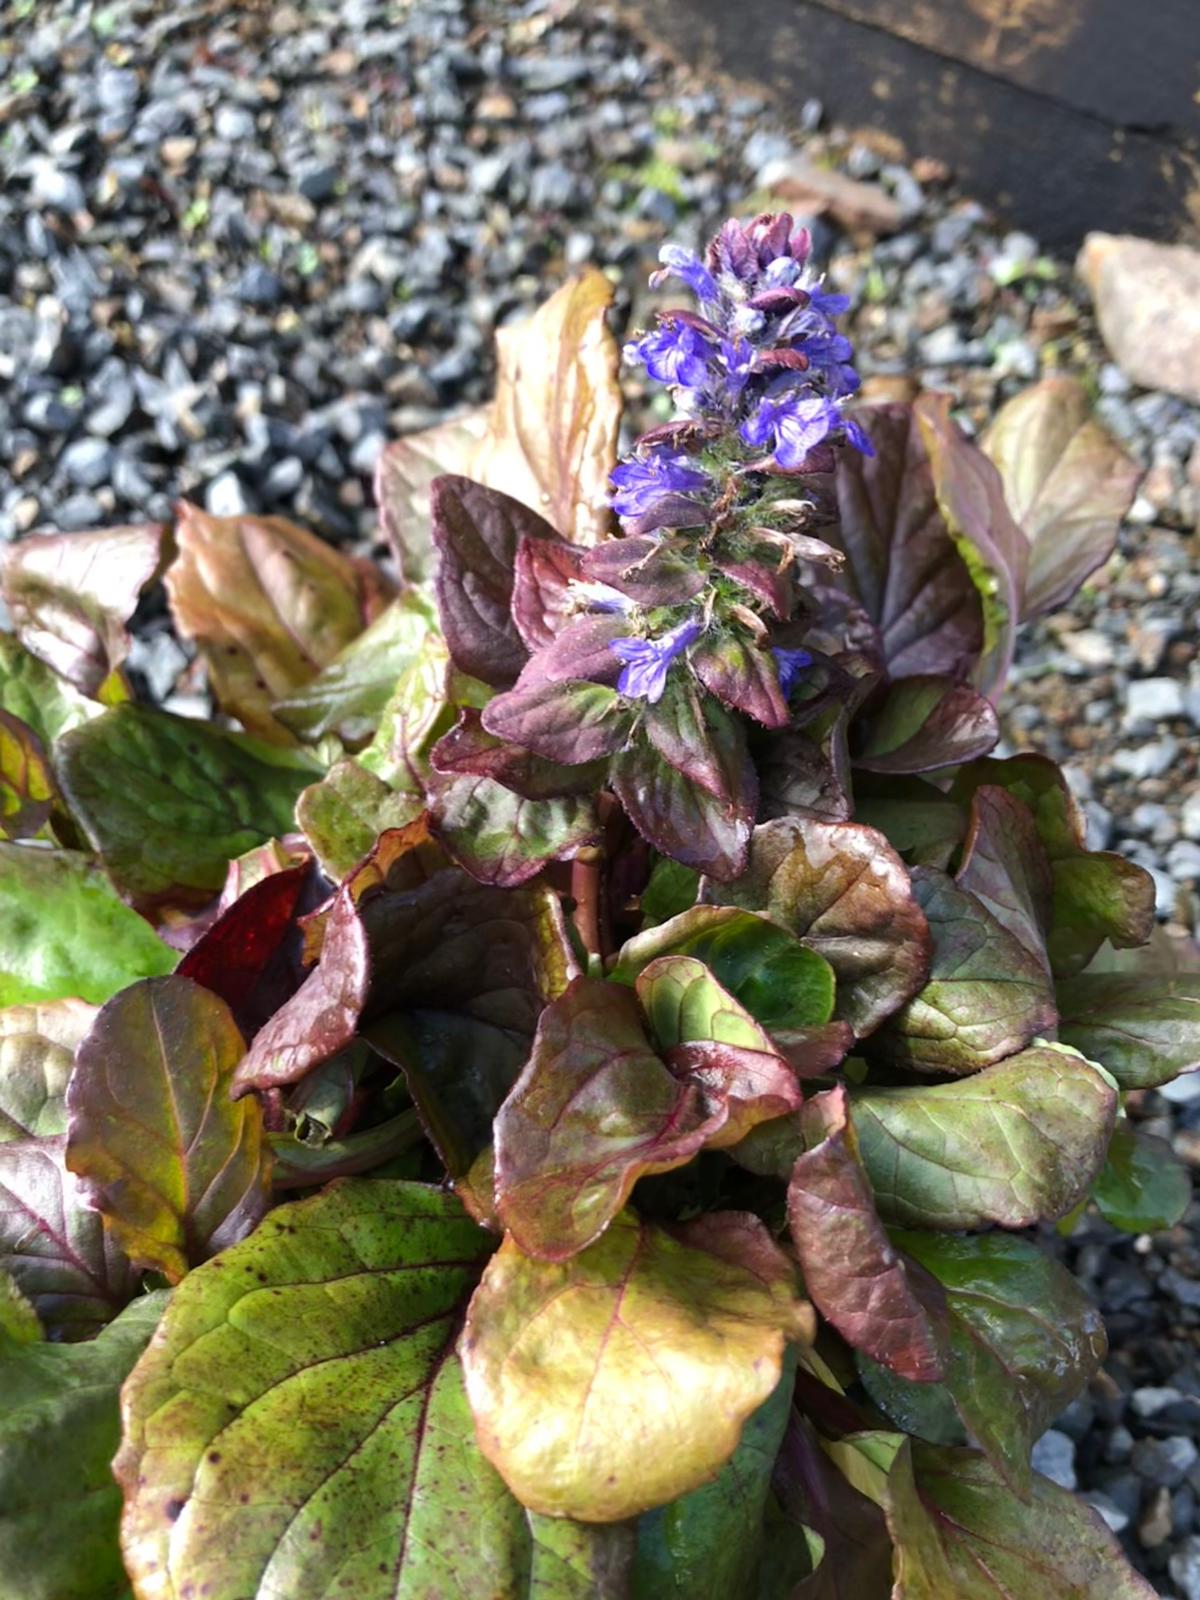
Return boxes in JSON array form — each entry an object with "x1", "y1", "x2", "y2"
[
  {"x1": 510, "y1": 533, "x2": 584, "y2": 653},
  {"x1": 692, "y1": 633, "x2": 790, "y2": 729}
]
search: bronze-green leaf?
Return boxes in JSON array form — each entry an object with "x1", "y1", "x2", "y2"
[
  {"x1": 0, "y1": 998, "x2": 95, "y2": 1142},
  {"x1": 66, "y1": 976, "x2": 270, "y2": 1283},
  {"x1": 851, "y1": 1045, "x2": 1117, "y2": 1229}
]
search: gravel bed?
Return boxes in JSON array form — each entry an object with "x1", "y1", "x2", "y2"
[{"x1": 1, "y1": 0, "x2": 1198, "y2": 1590}]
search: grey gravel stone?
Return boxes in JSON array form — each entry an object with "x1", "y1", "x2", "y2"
[
  {"x1": 1131, "y1": 1435, "x2": 1199, "y2": 1489},
  {"x1": 204, "y1": 470, "x2": 250, "y2": 518},
  {"x1": 1031, "y1": 1429, "x2": 1077, "y2": 1490}
]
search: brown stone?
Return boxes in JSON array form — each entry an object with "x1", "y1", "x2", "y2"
[
  {"x1": 756, "y1": 158, "x2": 903, "y2": 237},
  {"x1": 1077, "y1": 233, "x2": 1200, "y2": 405}
]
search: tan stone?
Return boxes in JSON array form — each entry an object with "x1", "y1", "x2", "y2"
[
  {"x1": 1077, "y1": 232, "x2": 1200, "y2": 404},
  {"x1": 756, "y1": 157, "x2": 902, "y2": 237}
]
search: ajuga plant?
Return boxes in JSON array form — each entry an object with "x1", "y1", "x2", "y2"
[{"x1": 0, "y1": 214, "x2": 1195, "y2": 1600}]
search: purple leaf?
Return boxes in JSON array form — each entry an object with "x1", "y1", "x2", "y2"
[
  {"x1": 692, "y1": 633, "x2": 790, "y2": 729},
  {"x1": 853, "y1": 675, "x2": 999, "y2": 775},
  {"x1": 482, "y1": 675, "x2": 631, "y2": 765}
]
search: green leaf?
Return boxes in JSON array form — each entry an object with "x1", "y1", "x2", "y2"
[
  {"x1": 873, "y1": 867, "x2": 1056, "y2": 1075},
  {"x1": 702, "y1": 817, "x2": 931, "y2": 1038},
  {"x1": 272, "y1": 588, "x2": 441, "y2": 744},
  {"x1": 55, "y1": 706, "x2": 320, "y2": 908},
  {"x1": 0, "y1": 998, "x2": 95, "y2": 1141},
  {"x1": 66, "y1": 976, "x2": 270, "y2": 1284},
  {"x1": 528, "y1": 1514, "x2": 636, "y2": 1597},
  {"x1": 462, "y1": 1209, "x2": 813, "y2": 1522},
  {"x1": 851, "y1": 1045, "x2": 1117, "y2": 1229},
  {"x1": 0, "y1": 632, "x2": 101, "y2": 746},
  {"x1": 1092, "y1": 1121, "x2": 1191, "y2": 1233},
  {"x1": 956, "y1": 785, "x2": 1052, "y2": 971},
  {"x1": 432, "y1": 772, "x2": 601, "y2": 889},
  {"x1": 1055, "y1": 973, "x2": 1200, "y2": 1088},
  {"x1": 853, "y1": 772, "x2": 965, "y2": 868},
  {"x1": 885, "y1": 1441, "x2": 1156, "y2": 1599},
  {"x1": 0, "y1": 1135, "x2": 133, "y2": 1339},
  {"x1": 0, "y1": 1270, "x2": 41, "y2": 1347},
  {"x1": 0, "y1": 845, "x2": 175, "y2": 1006},
  {"x1": 1048, "y1": 852, "x2": 1157, "y2": 978},
  {"x1": 359, "y1": 628, "x2": 463, "y2": 791},
  {"x1": 611, "y1": 905, "x2": 836, "y2": 1031},
  {"x1": 640, "y1": 857, "x2": 701, "y2": 928},
  {"x1": 865, "y1": 1231, "x2": 1108, "y2": 1495},
  {"x1": 296, "y1": 757, "x2": 424, "y2": 880},
  {"x1": 632, "y1": 1351, "x2": 797, "y2": 1599},
  {"x1": 115, "y1": 1182, "x2": 562, "y2": 1600},
  {"x1": 852, "y1": 675, "x2": 998, "y2": 775},
  {"x1": 0, "y1": 1291, "x2": 168, "y2": 1600}
]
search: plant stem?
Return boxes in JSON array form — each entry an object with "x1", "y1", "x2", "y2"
[{"x1": 570, "y1": 851, "x2": 605, "y2": 962}]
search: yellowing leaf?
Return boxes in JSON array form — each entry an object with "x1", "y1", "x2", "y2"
[
  {"x1": 165, "y1": 503, "x2": 387, "y2": 740},
  {"x1": 462, "y1": 1209, "x2": 813, "y2": 1522},
  {"x1": 0, "y1": 711, "x2": 53, "y2": 841},
  {"x1": 471, "y1": 268, "x2": 621, "y2": 545}
]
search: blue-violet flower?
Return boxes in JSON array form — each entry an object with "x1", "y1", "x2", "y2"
[
  {"x1": 610, "y1": 616, "x2": 703, "y2": 703},
  {"x1": 609, "y1": 449, "x2": 713, "y2": 527},
  {"x1": 772, "y1": 646, "x2": 814, "y2": 697}
]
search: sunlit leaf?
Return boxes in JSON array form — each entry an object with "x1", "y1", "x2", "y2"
[
  {"x1": 165, "y1": 502, "x2": 386, "y2": 740},
  {"x1": 462, "y1": 1209, "x2": 813, "y2": 1521},
  {"x1": 431, "y1": 773, "x2": 602, "y2": 888},
  {"x1": 851, "y1": 1045, "x2": 1117, "y2": 1229},
  {"x1": 0, "y1": 845, "x2": 175, "y2": 1006},
  {"x1": 0, "y1": 998, "x2": 95, "y2": 1142},
  {"x1": 375, "y1": 405, "x2": 491, "y2": 582},
  {"x1": 296, "y1": 758, "x2": 424, "y2": 881},
  {"x1": 2, "y1": 522, "x2": 164, "y2": 697},
  {"x1": 981, "y1": 376, "x2": 1140, "y2": 617},
  {"x1": 0, "y1": 710, "x2": 54, "y2": 840}
]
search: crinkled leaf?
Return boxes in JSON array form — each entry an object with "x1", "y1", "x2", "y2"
[
  {"x1": 469, "y1": 267, "x2": 621, "y2": 548},
  {"x1": 917, "y1": 393, "x2": 1026, "y2": 696},
  {"x1": 165, "y1": 503, "x2": 385, "y2": 741},
  {"x1": 1055, "y1": 973, "x2": 1200, "y2": 1088},
  {"x1": 461, "y1": 1209, "x2": 813, "y2": 1522},
  {"x1": 613, "y1": 732, "x2": 755, "y2": 882},
  {"x1": 0, "y1": 1290, "x2": 167, "y2": 1600},
  {"x1": 484, "y1": 676, "x2": 631, "y2": 765},
  {"x1": 610, "y1": 905, "x2": 836, "y2": 1032},
  {"x1": 0, "y1": 709, "x2": 54, "y2": 840},
  {"x1": 115, "y1": 1181, "x2": 580, "y2": 1600},
  {"x1": 873, "y1": 868, "x2": 1056, "y2": 1075},
  {"x1": 272, "y1": 588, "x2": 440, "y2": 744},
  {"x1": 867, "y1": 1231, "x2": 1108, "y2": 1495},
  {"x1": 432, "y1": 707, "x2": 605, "y2": 800},
  {"x1": 644, "y1": 680, "x2": 753, "y2": 810},
  {"x1": 982, "y1": 376, "x2": 1140, "y2": 617},
  {"x1": 0, "y1": 631, "x2": 100, "y2": 746},
  {"x1": 885, "y1": 1441, "x2": 1155, "y2": 1599},
  {"x1": 66, "y1": 976, "x2": 270, "y2": 1283},
  {"x1": 493, "y1": 977, "x2": 718, "y2": 1260},
  {"x1": 2, "y1": 522, "x2": 164, "y2": 698},
  {"x1": 0, "y1": 1137, "x2": 133, "y2": 1339},
  {"x1": 583, "y1": 534, "x2": 707, "y2": 609},
  {"x1": 432, "y1": 772, "x2": 602, "y2": 888},
  {"x1": 692, "y1": 632, "x2": 789, "y2": 729},
  {"x1": 1091, "y1": 1121, "x2": 1191, "y2": 1233},
  {"x1": 0, "y1": 845, "x2": 175, "y2": 1006},
  {"x1": 176, "y1": 858, "x2": 326, "y2": 1039},
  {"x1": 788, "y1": 1085, "x2": 943, "y2": 1381},
  {"x1": 851, "y1": 1045, "x2": 1117, "y2": 1229},
  {"x1": 632, "y1": 1352, "x2": 797, "y2": 1600},
  {"x1": 0, "y1": 998, "x2": 95, "y2": 1141},
  {"x1": 375, "y1": 404, "x2": 492, "y2": 582},
  {"x1": 957, "y1": 785, "x2": 1053, "y2": 972},
  {"x1": 296, "y1": 758, "x2": 424, "y2": 881},
  {"x1": 852, "y1": 675, "x2": 998, "y2": 775},
  {"x1": 831, "y1": 404, "x2": 984, "y2": 681},
  {"x1": 431, "y1": 475, "x2": 559, "y2": 686},
  {"x1": 703, "y1": 816, "x2": 931, "y2": 1037},
  {"x1": 55, "y1": 706, "x2": 319, "y2": 910}
]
